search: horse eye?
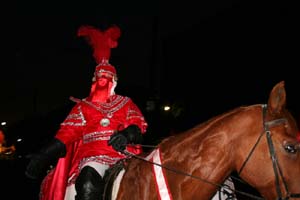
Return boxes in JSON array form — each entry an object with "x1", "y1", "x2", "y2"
[{"x1": 284, "y1": 144, "x2": 297, "y2": 154}]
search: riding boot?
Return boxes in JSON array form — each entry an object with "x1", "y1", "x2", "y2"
[{"x1": 75, "y1": 166, "x2": 105, "y2": 200}]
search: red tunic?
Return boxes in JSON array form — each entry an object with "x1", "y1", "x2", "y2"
[{"x1": 39, "y1": 94, "x2": 147, "y2": 200}]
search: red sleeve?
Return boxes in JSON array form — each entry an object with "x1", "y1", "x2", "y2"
[
  {"x1": 125, "y1": 99, "x2": 148, "y2": 133},
  {"x1": 124, "y1": 98, "x2": 148, "y2": 155},
  {"x1": 55, "y1": 104, "x2": 85, "y2": 145}
]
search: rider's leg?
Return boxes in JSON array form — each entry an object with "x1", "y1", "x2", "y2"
[{"x1": 75, "y1": 162, "x2": 109, "y2": 200}]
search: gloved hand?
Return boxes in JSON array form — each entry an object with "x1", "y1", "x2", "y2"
[
  {"x1": 108, "y1": 125, "x2": 143, "y2": 152},
  {"x1": 108, "y1": 132, "x2": 128, "y2": 152},
  {"x1": 25, "y1": 138, "x2": 66, "y2": 180},
  {"x1": 124, "y1": 125, "x2": 143, "y2": 144},
  {"x1": 25, "y1": 153, "x2": 52, "y2": 180}
]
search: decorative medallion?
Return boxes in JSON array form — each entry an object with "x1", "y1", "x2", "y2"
[{"x1": 100, "y1": 118, "x2": 110, "y2": 127}]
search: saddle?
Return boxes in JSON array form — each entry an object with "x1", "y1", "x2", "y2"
[{"x1": 103, "y1": 160, "x2": 126, "y2": 200}]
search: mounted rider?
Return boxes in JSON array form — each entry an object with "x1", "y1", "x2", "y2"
[{"x1": 25, "y1": 24, "x2": 148, "y2": 200}]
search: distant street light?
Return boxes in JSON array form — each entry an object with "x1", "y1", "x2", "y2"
[
  {"x1": 163, "y1": 105, "x2": 171, "y2": 111},
  {"x1": 1, "y1": 122, "x2": 6, "y2": 126}
]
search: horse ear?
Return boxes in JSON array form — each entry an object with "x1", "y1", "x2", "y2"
[{"x1": 267, "y1": 81, "x2": 286, "y2": 116}]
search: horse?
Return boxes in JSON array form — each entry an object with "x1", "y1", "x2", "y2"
[{"x1": 107, "y1": 81, "x2": 300, "y2": 200}]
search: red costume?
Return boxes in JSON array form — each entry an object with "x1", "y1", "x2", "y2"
[{"x1": 36, "y1": 25, "x2": 148, "y2": 200}]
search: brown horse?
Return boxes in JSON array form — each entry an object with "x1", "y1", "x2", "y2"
[{"x1": 111, "y1": 81, "x2": 300, "y2": 200}]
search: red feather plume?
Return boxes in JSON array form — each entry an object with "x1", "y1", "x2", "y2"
[{"x1": 77, "y1": 25, "x2": 121, "y2": 63}]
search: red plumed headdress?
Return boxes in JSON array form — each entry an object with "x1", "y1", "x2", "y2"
[{"x1": 77, "y1": 25, "x2": 121, "y2": 80}]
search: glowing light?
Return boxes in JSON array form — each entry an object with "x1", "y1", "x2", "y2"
[
  {"x1": 163, "y1": 106, "x2": 171, "y2": 111},
  {"x1": 17, "y1": 138, "x2": 22, "y2": 142},
  {"x1": 1, "y1": 122, "x2": 6, "y2": 126}
]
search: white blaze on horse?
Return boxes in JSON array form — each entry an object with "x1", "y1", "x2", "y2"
[{"x1": 105, "y1": 81, "x2": 300, "y2": 200}]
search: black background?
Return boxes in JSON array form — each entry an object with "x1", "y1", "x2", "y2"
[{"x1": 1, "y1": 1, "x2": 299, "y2": 199}]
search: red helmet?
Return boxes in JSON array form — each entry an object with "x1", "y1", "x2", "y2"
[{"x1": 94, "y1": 59, "x2": 117, "y2": 81}]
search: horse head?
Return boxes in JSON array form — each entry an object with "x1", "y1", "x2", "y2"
[{"x1": 236, "y1": 81, "x2": 300, "y2": 200}]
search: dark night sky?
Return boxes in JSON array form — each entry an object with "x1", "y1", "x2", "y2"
[
  {"x1": 2, "y1": 2, "x2": 299, "y2": 199},
  {"x1": 5, "y1": 1, "x2": 300, "y2": 130}
]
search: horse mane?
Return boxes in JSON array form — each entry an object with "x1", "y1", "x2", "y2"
[{"x1": 159, "y1": 104, "x2": 260, "y2": 147}]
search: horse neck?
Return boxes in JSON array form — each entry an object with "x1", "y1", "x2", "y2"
[{"x1": 158, "y1": 105, "x2": 263, "y2": 183}]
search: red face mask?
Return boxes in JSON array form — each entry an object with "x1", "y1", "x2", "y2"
[
  {"x1": 89, "y1": 72, "x2": 115, "y2": 102},
  {"x1": 96, "y1": 75, "x2": 112, "y2": 88},
  {"x1": 95, "y1": 70, "x2": 114, "y2": 81}
]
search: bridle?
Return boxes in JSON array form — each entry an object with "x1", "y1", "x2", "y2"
[{"x1": 238, "y1": 104, "x2": 300, "y2": 200}]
